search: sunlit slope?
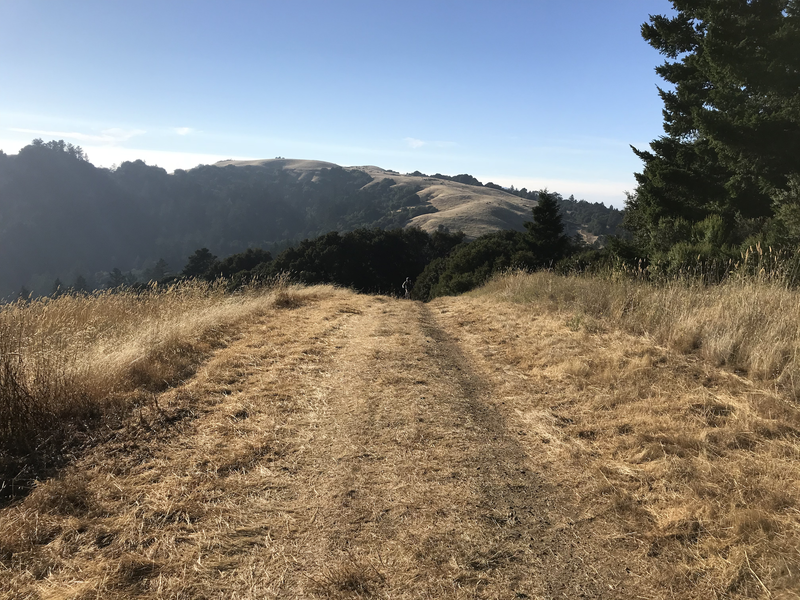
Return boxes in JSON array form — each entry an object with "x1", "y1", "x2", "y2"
[
  {"x1": 2, "y1": 278, "x2": 797, "y2": 598},
  {"x1": 214, "y1": 158, "x2": 339, "y2": 172},
  {"x1": 216, "y1": 159, "x2": 537, "y2": 239}
]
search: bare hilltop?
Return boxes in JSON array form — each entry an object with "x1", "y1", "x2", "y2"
[{"x1": 215, "y1": 158, "x2": 538, "y2": 240}]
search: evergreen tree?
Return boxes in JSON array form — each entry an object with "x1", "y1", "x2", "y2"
[
  {"x1": 525, "y1": 190, "x2": 571, "y2": 265},
  {"x1": 182, "y1": 248, "x2": 218, "y2": 279},
  {"x1": 268, "y1": 228, "x2": 464, "y2": 295},
  {"x1": 627, "y1": 0, "x2": 800, "y2": 256},
  {"x1": 107, "y1": 268, "x2": 127, "y2": 289},
  {"x1": 144, "y1": 258, "x2": 170, "y2": 282},
  {"x1": 74, "y1": 275, "x2": 89, "y2": 293},
  {"x1": 51, "y1": 278, "x2": 63, "y2": 297},
  {"x1": 214, "y1": 248, "x2": 271, "y2": 279},
  {"x1": 416, "y1": 230, "x2": 532, "y2": 300}
]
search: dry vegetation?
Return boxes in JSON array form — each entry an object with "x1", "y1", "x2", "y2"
[
  {"x1": 0, "y1": 281, "x2": 282, "y2": 495},
  {"x1": 479, "y1": 269, "x2": 800, "y2": 395},
  {"x1": 464, "y1": 271, "x2": 800, "y2": 596},
  {"x1": 0, "y1": 273, "x2": 798, "y2": 599}
]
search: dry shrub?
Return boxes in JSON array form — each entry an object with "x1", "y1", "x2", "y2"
[
  {"x1": 271, "y1": 286, "x2": 326, "y2": 310},
  {"x1": 0, "y1": 281, "x2": 281, "y2": 494},
  {"x1": 0, "y1": 315, "x2": 89, "y2": 455}
]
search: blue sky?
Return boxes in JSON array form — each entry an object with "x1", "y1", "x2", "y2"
[{"x1": 0, "y1": 0, "x2": 673, "y2": 208}]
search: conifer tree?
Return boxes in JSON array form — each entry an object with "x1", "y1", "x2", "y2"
[
  {"x1": 182, "y1": 248, "x2": 217, "y2": 279},
  {"x1": 525, "y1": 190, "x2": 571, "y2": 265},
  {"x1": 627, "y1": 0, "x2": 800, "y2": 255},
  {"x1": 74, "y1": 275, "x2": 89, "y2": 293},
  {"x1": 144, "y1": 258, "x2": 169, "y2": 282},
  {"x1": 107, "y1": 268, "x2": 127, "y2": 289}
]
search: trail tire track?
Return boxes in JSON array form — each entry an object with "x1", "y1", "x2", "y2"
[{"x1": 1, "y1": 288, "x2": 658, "y2": 599}]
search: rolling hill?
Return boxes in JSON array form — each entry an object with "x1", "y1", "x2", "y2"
[
  {"x1": 215, "y1": 159, "x2": 539, "y2": 240},
  {"x1": 0, "y1": 141, "x2": 622, "y2": 297}
]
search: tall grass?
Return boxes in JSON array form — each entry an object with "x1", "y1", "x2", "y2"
[
  {"x1": 473, "y1": 268, "x2": 800, "y2": 594},
  {"x1": 0, "y1": 281, "x2": 277, "y2": 489},
  {"x1": 479, "y1": 268, "x2": 800, "y2": 398}
]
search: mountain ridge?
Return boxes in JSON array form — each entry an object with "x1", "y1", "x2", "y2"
[
  {"x1": 215, "y1": 159, "x2": 537, "y2": 239},
  {"x1": 0, "y1": 142, "x2": 622, "y2": 296}
]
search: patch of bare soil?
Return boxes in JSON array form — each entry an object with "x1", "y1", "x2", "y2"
[{"x1": 2, "y1": 287, "x2": 791, "y2": 599}]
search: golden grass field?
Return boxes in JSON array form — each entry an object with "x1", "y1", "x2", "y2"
[{"x1": 0, "y1": 274, "x2": 798, "y2": 599}]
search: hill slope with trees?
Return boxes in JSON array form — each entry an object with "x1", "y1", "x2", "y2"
[{"x1": 0, "y1": 144, "x2": 623, "y2": 298}]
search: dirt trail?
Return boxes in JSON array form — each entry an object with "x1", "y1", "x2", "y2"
[
  {"x1": 287, "y1": 297, "x2": 644, "y2": 598},
  {"x1": 1, "y1": 289, "x2": 659, "y2": 599}
]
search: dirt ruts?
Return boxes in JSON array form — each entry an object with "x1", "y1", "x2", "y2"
[
  {"x1": 0, "y1": 288, "x2": 658, "y2": 599},
  {"x1": 266, "y1": 296, "x2": 651, "y2": 597}
]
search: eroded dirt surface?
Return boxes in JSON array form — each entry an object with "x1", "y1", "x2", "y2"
[{"x1": 2, "y1": 290, "x2": 662, "y2": 599}]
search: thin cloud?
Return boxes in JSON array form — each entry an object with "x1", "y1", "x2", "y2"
[
  {"x1": 9, "y1": 127, "x2": 145, "y2": 145},
  {"x1": 173, "y1": 127, "x2": 194, "y2": 136},
  {"x1": 404, "y1": 137, "x2": 457, "y2": 150}
]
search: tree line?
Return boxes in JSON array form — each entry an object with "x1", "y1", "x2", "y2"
[
  {"x1": 0, "y1": 149, "x2": 434, "y2": 298},
  {"x1": 162, "y1": 189, "x2": 576, "y2": 301},
  {"x1": 0, "y1": 140, "x2": 623, "y2": 300}
]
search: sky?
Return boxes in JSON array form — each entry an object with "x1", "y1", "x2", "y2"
[{"x1": 0, "y1": 0, "x2": 674, "y2": 209}]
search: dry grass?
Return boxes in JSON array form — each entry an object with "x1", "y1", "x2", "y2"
[
  {"x1": 0, "y1": 284, "x2": 376, "y2": 599},
  {"x1": 0, "y1": 280, "x2": 292, "y2": 496},
  {"x1": 0, "y1": 286, "x2": 650, "y2": 599},
  {"x1": 2, "y1": 273, "x2": 799, "y2": 598},
  {"x1": 481, "y1": 269, "x2": 800, "y2": 393},
  {"x1": 457, "y1": 271, "x2": 800, "y2": 596}
]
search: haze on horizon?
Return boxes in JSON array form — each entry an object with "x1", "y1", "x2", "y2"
[{"x1": 0, "y1": 0, "x2": 673, "y2": 209}]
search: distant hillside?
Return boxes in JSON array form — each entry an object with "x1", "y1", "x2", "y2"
[
  {"x1": 0, "y1": 141, "x2": 623, "y2": 297},
  {"x1": 502, "y1": 187, "x2": 624, "y2": 247},
  {"x1": 217, "y1": 160, "x2": 623, "y2": 243},
  {"x1": 216, "y1": 159, "x2": 539, "y2": 240}
]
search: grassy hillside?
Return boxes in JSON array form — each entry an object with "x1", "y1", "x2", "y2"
[
  {"x1": 2, "y1": 274, "x2": 796, "y2": 597},
  {"x1": 0, "y1": 280, "x2": 291, "y2": 495}
]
